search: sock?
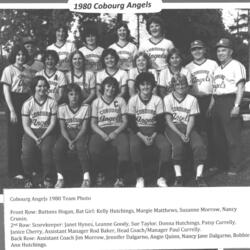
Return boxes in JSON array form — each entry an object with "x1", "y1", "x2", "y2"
[
  {"x1": 196, "y1": 164, "x2": 204, "y2": 178},
  {"x1": 83, "y1": 172, "x2": 90, "y2": 180},
  {"x1": 174, "y1": 165, "x2": 182, "y2": 177},
  {"x1": 57, "y1": 172, "x2": 63, "y2": 180}
]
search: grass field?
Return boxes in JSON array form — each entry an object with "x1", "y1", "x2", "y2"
[{"x1": 0, "y1": 111, "x2": 250, "y2": 193}]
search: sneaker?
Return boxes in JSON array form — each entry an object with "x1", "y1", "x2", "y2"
[
  {"x1": 173, "y1": 176, "x2": 183, "y2": 187},
  {"x1": 196, "y1": 176, "x2": 208, "y2": 187},
  {"x1": 81, "y1": 179, "x2": 91, "y2": 188},
  {"x1": 24, "y1": 179, "x2": 33, "y2": 188},
  {"x1": 114, "y1": 178, "x2": 125, "y2": 188},
  {"x1": 43, "y1": 179, "x2": 54, "y2": 188},
  {"x1": 54, "y1": 179, "x2": 64, "y2": 188},
  {"x1": 14, "y1": 174, "x2": 24, "y2": 180},
  {"x1": 157, "y1": 177, "x2": 168, "y2": 187},
  {"x1": 96, "y1": 173, "x2": 105, "y2": 186},
  {"x1": 227, "y1": 171, "x2": 237, "y2": 176},
  {"x1": 136, "y1": 177, "x2": 144, "y2": 188}
]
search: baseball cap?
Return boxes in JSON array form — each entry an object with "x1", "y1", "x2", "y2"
[
  {"x1": 216, "y1": 38, "x2": 233, "y2": 49},
  {"x1": 22, "y1": 36, "x2": 36, "y2": 45},
  {"x1": 190, "y1": 40, "x2": 205, "y2": 50}
]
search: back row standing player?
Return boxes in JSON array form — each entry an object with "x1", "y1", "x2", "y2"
[{"x1": 185, "y1": 40, "x2": 218, "y2": 170}]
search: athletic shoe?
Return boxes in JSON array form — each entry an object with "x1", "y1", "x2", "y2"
[
  {"x1": 24, "y1": 180, "x2": 33, "y2": 188},
  {"x1": 136, "y1": 177, "x2": 144, "y2": 188},
  {"x1": 81, "y1": 179, "x2": 91, "y2": 188},
  {"x1": 43, "y1": 179, "x2": 54, "y2": 188},
  {"x1": 114, "y1": 178, "x2": 125, "y2": 187},
  {"x1": 196, "y1": 177, "x2": 208, "y2": 187},
  {"x1": 14, "y1": 174, "x2": 24, "y2": 180},
  {"x1": 54, "y1": 179, "x2": 64, "y2": 188},
  {"x1": 227, "y1": 171, "x2": 237, "y2": 176},
  {"x1": 96, "y1": 173, "x2": 105, "y2": 186},
  {"x1": 157, "y1": 177, "x2": 168, "y2": 187},
  {"x1": 173, "y1": 176, "x2": 183, "y2": 187}
]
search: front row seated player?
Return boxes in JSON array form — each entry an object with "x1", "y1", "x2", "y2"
[
  {"x1": 89, "y1": 76, "x2": 130, "y2": 187},
  {"x1": 21, "y1": 76, "x2": 57, "y2": 188},
  {"x1": 127, "y1": 72, "x2": 172, "y2": 188},
  {"x1": 164, "y1": 73, "x2": 207, "y2": 187},
  {"x1": 53, "y1": 84, "x2": 91, "y2": 188}
]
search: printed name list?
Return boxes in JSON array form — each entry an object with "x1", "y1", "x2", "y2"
[{"x1": 4, "y1": 187, "x2": 250, "y2": 249}]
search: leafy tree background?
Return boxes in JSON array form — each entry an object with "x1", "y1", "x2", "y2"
[{"x1": 0, "y1": 9, "x2": 248, "y2": 75}]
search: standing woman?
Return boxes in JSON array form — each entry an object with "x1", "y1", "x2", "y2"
[
  {"x1": 36, "y1": 50, "x2": 67, "y2": 102},
  {"x1": 109, "y1": 21, "x2": 138, "y2": 71},
  {"x1": 21, "y1": 76, "x2": 57, "y2": 188},
  {"x1": 89, "y1": 77, "x2": 130, "y2": 187},
  {"x1": 127, "y1": 72, "x2": 172, "y2": 188},
  {"x1": 128, "y1": 52, "x2": 157, "y2": 97},
  {"x1": 1, "y1": 44, "x2": 31, "y2": 179},
  {"x1": 79, "y1": 27, "x2": 104, "y2": 73},
  {"x1": 47, "y1": 25, "x2": 76, "y2": 72},
  {"x1": 66, "y1": 50, "x2": 96, "y2": 104},
  {"x1": 54, "y1": 84, "x2": 91, "y2": 188},
  {"x1": 139, "y1": 15, "x2": 174, "y2": 72},
  {"x1": 96, "y1": 48, "x2": 128, "y2": 98},
  {"x1": 158, "y1": 48, "x2": 191, "y2": 98}
]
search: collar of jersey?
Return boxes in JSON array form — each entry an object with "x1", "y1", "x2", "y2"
[
  {"x1": 116, "y1": 41, "x2": 129, "y2": 48},
  {"x1": 139, "y1": 93, "x2": 153, "y2": 105},
  {"x1": 149, "y1": 37, "x2": 163, "y2": 45},
  {"x1": 101, "y1": 96, "x2": 115, "y2": 105},
  {"x1": 44, "y1": 70, "x2": 57, "y2": 79},
  {"x1": 172, "y1": 92, "x2": 187, "y2": 104},
  {"x1": 220, "y1": 58, "x2": 233, "y2": 69},
  {"x1": 105, "y1": 68, "x2": 119, "y2": 77},
  {"x1": 68, "y1": 104, "x2": 80, "y2": 114},
  {"x1": 193, "y1": 58, "x2": 207, "y2": 66},
  {"x1": 34, "y1": 96, "x2": 48, "y2": 106},
  {"x1": 54, "y1": 41, "x2": 66, "y2": 49},
  {"x1": 85, "y1": 45, "x2": 97, "y2": 51}
]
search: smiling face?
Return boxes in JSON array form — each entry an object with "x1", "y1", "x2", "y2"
[
  {"x1": 136, "y1": 56, "x2": 148, "y2": 71},
  {"x1": 68, "y1": 89, "x2": 80, "y2": 107},
  {"x1": 173, "y1": 78, "x2": 188, "y2": 96},
  {"x1": 85, "y1": 34, "x2": 96, "y2": 47},
  {"x1": 138, "y1": 80, "x2": 153, "y2": 97},
  {"x1": 72, "y1": 52, "x2": 84, "y2": 70},
  {"x1": 104, "y1": 54, "x2": 116, "y2": 69},
  {"x1": 35, "y1": 79, "x2": 49, "y2": 98},
  {"x1": 45, "y1": 55, "x2": 56, "y2": 70},
  {"x1": 191, "y1": 47, "x2": 205, "y2": 61},
  {"x1": 217, "y1": 47, "x2": 233, "y2": 64},
  {"x1": 117, "y1": 26, "x2": 128, "y2": 41},
  {"x1": 103, "y1": 82, "x2": 116, "y2": 99},
  {"x1": 15, "y1": 50, "x2": 26, "y2": 66},
  {"x1": 169, "y1": 53, "x2": 182, "y2": 68},
  {"x1": 149, "y1": 22, "x2": 162, "y2": 38},
  {"x1": 56, "y1": 28, "x2": 67, "y2": 42}
]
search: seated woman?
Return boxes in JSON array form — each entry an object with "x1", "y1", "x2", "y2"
[
  {"x1": 128, "y1": 52, "x2": 157, "y2": 97},
  {"x1": 127, "y1": 72, "x2": 171, "y2": 188},
  {"x1": 89, "y1": 76, "x2": 129, "y2": 187},
  {"x1": 21, "y1": 76, "x2": 57, "y2": 188},
  {"x1": 164, "y1": 73, "x2": 207, "y2": 187},
  {"x1": 53, "y1": 84, "x2": 91, "y2": 188}
]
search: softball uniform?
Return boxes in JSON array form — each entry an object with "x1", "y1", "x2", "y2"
[
  {"x1": 212, "y1": 59, "x2": 246, "y2": 172},
  {"x1": 127, "y1": 94, "x2": 171, "y2": 178},
  {"x1": 54, "y1": 103, "x2": 90, "y2": 178},
  {"x1": 21, "y1": 96, "x2": 57, "y2": 181},
  {"x1": 79, "y1": 46, "x2": 104, "y2": 72},
  {"x1": 139, "y1": 38, "x2": 174, "y2": 71},
  {"x1": 47, "y1": 41, "x2": 76, "y2": 72},
  {"x1": 36, "y1": 69, "x2": 67, "y2": 100},
  {"x1": 1, "y1": 64, "x2": 31, "y2": 177},
  {"x1": 109, "y1": 42, "x2": 138, "y2": 71},
  {"x1": 66, "y1": 71, "x2": 95, "y2": 100},
  {"x1": 164, "y1": 93, "x2": 207, "y2": 168},
  {"x1": 89, "y1": 96, "x2": 130, "y2": 179}
]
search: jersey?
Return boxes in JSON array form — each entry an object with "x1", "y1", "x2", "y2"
[
  {"x1": 109, "y1": 42, "x2": 137, "y2": 71},
  {"x1": 1, "y1": 64, "x2": 33, "y2": 93},
  {"x1": 158, "y1": 66, "x2": 192, "y2": 89},
  {"x1": 66, "y1": 71, "x2": 95, "y2": 99},
  {"x1": 47, "y1": 41, "x2": 76, "y2": 72},
  {"x1": 91, "y1": 96, "x2": 127, "y2": 128},
  {"x1": 96, "y1": 69, "x2": 128, "y2": 88},
  {"x1": 185, "y1": 59, "x2": 218, "y2": 96},
  {"x1": 36, "y1": 70, "x2": 67, "y2": 100},
  {"x1": 127, "y1": 94, "x2": 164, "y2": 128},
  {"x1": 58, "y1": 103, "x2": 90, "y2": 130},
  {"x1": 79, "y1": 46, "x2": 104, "y2": 72},
  {"x1": 21, "y1": 96, "x2": 57, "y2": 129},
  {"x1": 164, "y1": 93, "x2": 199, "y2": 125},
  {"x1": 139, "y1": 38, "x2": 174, "y2": 71},
  {"x1": 212, "y1": 59, "x2": 246, "y2": 95},
  {"x1": 128, "y1": 68, "x2": 158, "y2": 83}
]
